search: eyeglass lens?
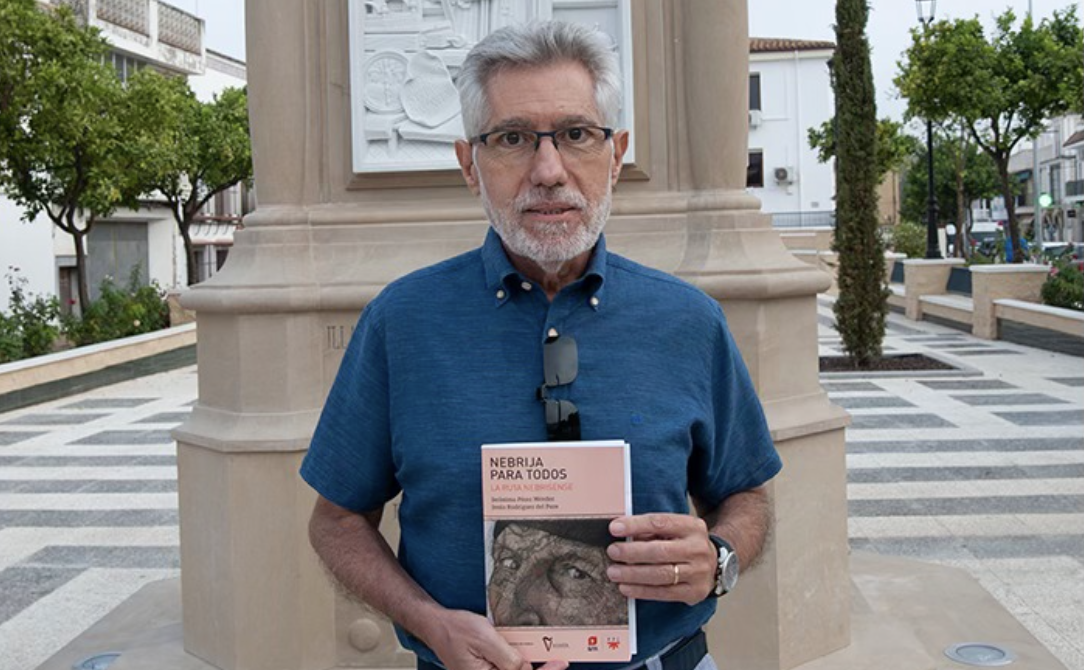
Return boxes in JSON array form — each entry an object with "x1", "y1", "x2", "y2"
[{"x1": 540, "y1": 335, "x2": 580, "y2": 441}]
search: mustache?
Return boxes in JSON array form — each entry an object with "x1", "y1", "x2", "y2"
[{"x1": 513, "y1": 187, "x2": 589, "y2": 213}]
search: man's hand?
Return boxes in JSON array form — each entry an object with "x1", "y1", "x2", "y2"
[
  {"x1": 604, "y1": 513, "x2": 716, "y2": 605},
  {"x1": 424, "y1": 609, "x2": 568, "y2": 670}
]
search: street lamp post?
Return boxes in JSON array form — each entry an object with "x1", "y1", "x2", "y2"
[{"x1": 916, "y1": 0, "x2": 942, "y2": 259}]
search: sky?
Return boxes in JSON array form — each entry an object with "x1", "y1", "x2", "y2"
[{"x1": 171, "y1": 0, "x2": 1076, "y2": 122}]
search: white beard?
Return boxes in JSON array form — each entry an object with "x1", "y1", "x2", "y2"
[{"x1": 480, "y1": 178, "x2": 612, "y2": 275}]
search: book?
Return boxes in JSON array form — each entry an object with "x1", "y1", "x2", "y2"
[{"x1": 481, "y1": 440, "x2": 636, "y2": 662}]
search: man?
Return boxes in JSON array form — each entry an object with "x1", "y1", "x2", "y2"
[
  {"x1": 488, "y1": 520, "x2": 627, "y2": 627},
  {"x1": 302, "y1": 20, "x2": 781, "y2": 670}
]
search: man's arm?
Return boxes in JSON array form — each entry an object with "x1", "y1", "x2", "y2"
[
  {"x1": 308, "y1": 496, "x2": 568, "y2": 670},
  {"x1": 605, "y1": 486, "x2": 771, "y2": 604}
]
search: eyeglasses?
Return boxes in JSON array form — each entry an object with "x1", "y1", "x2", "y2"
[
  {"x1": 470, "y1": 126, "x2": 614, "y2": 166},
  {"x1": 536, "y1": 334, "x2": 580, "y2": 441}
]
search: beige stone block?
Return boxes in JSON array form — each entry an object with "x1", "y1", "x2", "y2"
[
  {"x1": 970, "y1": 264, "x2": 1049, "y2": 339},
  {"x1": 710, "y1": 428, "x2": 851, "y2": 670},
  {"x1": 902, "y1": 258, "x2": 965, "y2": 320},
  {"x1": 176, "y1": 446, "x2": 337, "y2": 670}
]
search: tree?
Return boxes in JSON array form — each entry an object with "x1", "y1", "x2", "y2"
[
  {"x1": 0, "y1": 1, "x2": 140, "y2": 309},
  {"x1": 808, "y1": 117, "x2": 920, "y2": 183},
  {"x1": 896, "y1": 7, "x2": 1083, "y2": 262},
  {"x1": 900, "y1": 124, "x2": 999, "y2": 256},
  {"x1": 126, "y1": 70, "x2": 252, "y2": 287},
  {"x1": 831, "y1": 0, "x2": 889, "y2": 367}
]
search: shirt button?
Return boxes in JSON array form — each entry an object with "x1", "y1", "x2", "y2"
[
  {"x1": 590, "y1": 296, "x2": 600, "y2": 307},
  {"x1": 521, "y1": 281, "x2": 533, "y2": 291},
  {"x1": 547, "y1": 327, "x2": 559, "y2": 338},
  {"x1": 496, "y1": 289, "x2": 506, "y2": 299}
]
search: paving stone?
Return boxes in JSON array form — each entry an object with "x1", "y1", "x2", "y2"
[
  {"x1": 918, "y1": 379, "x2": 1018, "y2": 391},
  {"x1": 848, "y1": 464, "x2": 1084, "y2": 484},
  {"x1": 0, "y1": 432, "x2": 44, "y2": 447},
  {"x1": 23, "y1": 545, "x2": 180, "y2": 570},
  {"x1": 0, "y1": 455, "x2": 176, "y2": 467},
  {"x1": 0, "y1": 509, "x2": 179, "y2": 528},
  {"x1": 849, "y1": 495, "x2": 1084, "y2": 517},
  {"x1": 59, "y1": 398, "x2": 157, "y2": 410},
  {"x1": 950, "y1": 349, "x2": 1025, "y2": 356},
  {"x1": 68, "y1": 430, "x2": 175, "y2": 445},
  {"x1": 2, "y1": 413, "x2": 108, "y2": 426},
  {"x1": 0, "y1": 566, "x2": 83, "y2": 626},
  {"x1": 850, "y1": 535, "x2": 1084, "y2": 562},
  {"x1": 884, "y1": 321, "x2": 925, "y2": 335},
  {"x1": 901, "y1": 335, "x2": 966, "y2": 342},
  {"x1": 834, "y1": 396, "x2": 916, "y2": 410},
  {"x1": 0, "y1": 480, "x2": 178, "y2": 494},
  {"x1": 925, "y1": 343, "x2": 992, "y2": 349},
  {"x1": 994, "y1": 410, "x2": 1084, "y2": 427},
  {"x1": 848, "y1": 413, "x2": 956, "y2": 430},
  {"x1": 135, "y1": 412, "x2": 190, "y2": 424},
  {"x1": 847, "y1": 437, "x2": 1084, "y2": 454},
  {"x1": 1047, "y1": 377, "x2": 1084, "y2": 388},
  {"x1": 822, "y1": 382, "x2": 883, "y2": 393},
  {"x1": 951, "y1": 393, "x2": 1069, "y2": 407}
]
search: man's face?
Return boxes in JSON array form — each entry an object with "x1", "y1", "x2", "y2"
[
  {"x1": 455, "y1": 61, "x2": 630, "y2": 266},
  {"x1": 488, "y1": 522, "x2": 627, "y2": 627}
]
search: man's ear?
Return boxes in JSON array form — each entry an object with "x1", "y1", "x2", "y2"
[
  {"x1": 610, "y1": 130, "x2": 630, "y2": 187},
  {"x1": 455, "y1": 139, "x2": 481, "y2": 196}
]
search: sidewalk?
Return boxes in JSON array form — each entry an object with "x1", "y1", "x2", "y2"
[{"x1": 0, "y1": 304, "x2": 1081, "y2": 670}]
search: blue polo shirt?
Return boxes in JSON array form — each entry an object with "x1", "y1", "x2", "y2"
[{"x1": 301, "y1": 229, "x2": 781, "y2": 667}]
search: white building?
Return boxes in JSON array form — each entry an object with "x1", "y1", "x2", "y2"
[
  {"x1": 747, "y1": 38, "x2": 836, "y2": 228},
  {"x1": 0, "y1": 0, "x2": 246, "y2": 313}
]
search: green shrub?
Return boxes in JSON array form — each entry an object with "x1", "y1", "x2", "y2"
[
  {"x1": 0, "y1": 271, "x2": 61, "y2": 364},
  {"x1": 889, "y1": 221, "x2": 926, "y2": 259},
  {"x1": 62, "y1": 267, "x2": 170, "y2": 347},
  {"x1": 1041, "y1": 259, "x2": 1083, "y2": 312}
]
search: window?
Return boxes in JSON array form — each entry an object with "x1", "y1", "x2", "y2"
[
  {"x1": 108, "y1": 52, "x2": 148, "y2": 83},
  {"x1": 747, "y1": 150, "x2": 764, "y2": 188},
  {"x1": 749, "y1": 73, "x2": 761, "y2": 111}
]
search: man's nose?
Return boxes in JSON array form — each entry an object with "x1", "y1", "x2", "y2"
[{"x1": 529, "y1": 136, "x2": 569, "y2": 187}]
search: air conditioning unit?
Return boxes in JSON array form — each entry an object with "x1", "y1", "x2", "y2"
[
  {"x1": 749, "y1": 109, "x2": 762, "y2": 128},
  {"x1": 774, "y1": 166, "x2": 795, "y2": 184}
]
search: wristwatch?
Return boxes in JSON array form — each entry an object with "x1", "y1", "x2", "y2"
[{"x1": 708, "y1": 534, "x2": 739, "y2": 597}]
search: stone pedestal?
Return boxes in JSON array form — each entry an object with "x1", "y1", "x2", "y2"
[
  {"x1": 970, "y1": 264, "x2": 1049, "y2": 339},
  {"x1": 169, "y1": 2, "x2": 852, "y2": 669},
  {"x1": 903, "y1": 258, "x2": 966, "y2": 320}
]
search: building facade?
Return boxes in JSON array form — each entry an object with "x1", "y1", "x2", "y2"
[
  {"x1": 747, "y1": 38, "x2": 836, "y2": 228},
  {"x1": 0, "y1": 0, "x2": 247, "y2": 313}
]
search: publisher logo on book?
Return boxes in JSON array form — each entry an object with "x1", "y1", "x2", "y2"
[
  {"x1": 541, "y1": 637, "x2": 569, "y2": 652},
  {"x1": 586, "y1": 635, "x2": 599, "y2": 652}
]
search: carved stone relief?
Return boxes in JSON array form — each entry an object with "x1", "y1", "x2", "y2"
[{"x1": 348, "y1": 0, "x2": 632, "y2": 174}]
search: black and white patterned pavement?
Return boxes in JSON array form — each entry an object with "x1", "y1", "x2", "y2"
[{"x1": 0, "y1": 302, "x2": 1081, "y2": 670}]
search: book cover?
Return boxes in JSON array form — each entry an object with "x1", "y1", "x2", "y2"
[{"x1": 481, "y1": 440, "x2": 635, "y2": 662}]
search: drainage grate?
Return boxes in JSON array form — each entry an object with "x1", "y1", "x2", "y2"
[
  {"x1": 944, "y1": 643, "x2": 1016, "y2": 667},
  {"x1": 72, "y1": 653, "x2": 121, "y2": 670}
]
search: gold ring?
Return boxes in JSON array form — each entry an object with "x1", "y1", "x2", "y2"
[{"x1": 672, "y1": 563, "x2": 680, "y2": 585}]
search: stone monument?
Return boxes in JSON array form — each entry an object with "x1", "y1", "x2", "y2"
[{"x1": 170, "y1": 1, "x2": 851, "y2": 669}]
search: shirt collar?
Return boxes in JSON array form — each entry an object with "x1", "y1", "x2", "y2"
[{"x1": 480, "y1": 226, "x2": 609, "y2": 304}]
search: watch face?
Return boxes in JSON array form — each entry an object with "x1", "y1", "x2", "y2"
[{"x1": 722, "y1": 553, "x2": 739, "y2": 591}]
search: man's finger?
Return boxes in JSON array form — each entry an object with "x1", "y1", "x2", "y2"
[
  {"x1": 607, "y1": 537, "x2": 684, "y2": 564},
  {"x1": 610, "y1": 513, "x2": 705, "y2": 539},
  {"x1": 537, "y1": 661, "x2": 570, "y2": 670},
  {"x1": 607, "y1": 562, "x2": 695, "y2": 586}
]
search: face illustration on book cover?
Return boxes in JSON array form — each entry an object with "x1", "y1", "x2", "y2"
[{"x1": 487, "y1": 519, "x2": 628, "y2": 627}]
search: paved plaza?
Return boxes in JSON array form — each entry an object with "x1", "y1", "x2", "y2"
[{"x1": 0, "y1": 301, "x2": 1081, "y2": 670}]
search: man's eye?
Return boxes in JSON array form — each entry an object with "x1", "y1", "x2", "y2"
[
  {"x1": 495, "y1": 132, "x2": 525, "y2": 147},
  {"x1": 556, "y1": 562, "x2": 590, "y2": 580},
  {"x1": 564, "y1": 127, "x2": 586, "y2": 142}
]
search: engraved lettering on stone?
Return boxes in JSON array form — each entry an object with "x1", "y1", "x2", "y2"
[{"x1": 326, "y1": 325, "x2": 356, "y2": 351}]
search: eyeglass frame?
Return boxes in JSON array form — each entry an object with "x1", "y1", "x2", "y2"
[{"x1": 468, "y1": 125, "x2": 615, "y2": 156}]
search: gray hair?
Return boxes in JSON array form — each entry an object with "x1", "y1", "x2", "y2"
[{"x1": 456, "y1": 20, "x2": 622, "y2": 138}]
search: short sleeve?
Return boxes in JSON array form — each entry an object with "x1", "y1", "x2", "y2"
[
  {"x1": 688, "y1": 308, "x2": 782, "y2": 509},
  {"x1": 300, "y1": 300, "x2": 400, "y2": 512}
]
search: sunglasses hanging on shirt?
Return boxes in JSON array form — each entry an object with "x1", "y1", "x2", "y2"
[{"x1": 536, "y1": 334, "x2": 580, "y2": 441}]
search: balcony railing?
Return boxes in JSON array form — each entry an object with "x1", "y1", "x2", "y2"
[{"x1": 771, "y1": 211, "x2": 836, "y2": 228}]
